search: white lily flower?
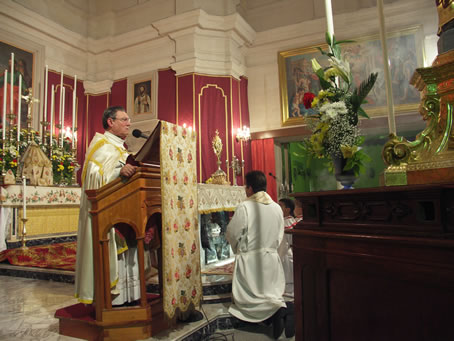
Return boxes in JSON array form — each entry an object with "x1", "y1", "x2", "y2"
[
  {"x1": 311, "y1": 58, "x2": 322, "y2": 73},
  {"x1": 329, "y1": 57, "x2": 351, "y2": 83}
]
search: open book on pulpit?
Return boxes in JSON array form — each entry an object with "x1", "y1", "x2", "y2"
[{"x1": 127, "y1": 121, "x2": 161, "y2": 167}]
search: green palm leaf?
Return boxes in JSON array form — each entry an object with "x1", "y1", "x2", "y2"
[{"x1": 351, "y1": 72, "x2": 378, "y2": 114}]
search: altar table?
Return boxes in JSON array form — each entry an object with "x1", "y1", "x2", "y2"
[{"x1": 0, "y1": 185, "x2": 81, "y2": 248}]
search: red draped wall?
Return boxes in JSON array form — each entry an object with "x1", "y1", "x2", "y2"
[
  {"x1": 198, "y1": 85, "x2": 229, "y2": 182},
  {"x1": 158, "y1": 69, "x2": 176, "y2": 123},
  {"x1": 59, "y1": 69, "x2": 251, "y2": 187},
  {"x1": 251, "y1": 138, "x2": 277, "y2": 202},
  {"x1": 239, "y1": 77, "x2": 252, "y2": 179},
  {"x1": 158, "y1": 72, "x2": 252, "y2": 186},
  {"x1": 109, "y1": 79, "x2": 127, "y2": 108}
]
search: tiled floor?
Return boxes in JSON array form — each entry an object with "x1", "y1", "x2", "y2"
[{"x1": 0, "y1": 275, "x2": 295, "y2": 341}]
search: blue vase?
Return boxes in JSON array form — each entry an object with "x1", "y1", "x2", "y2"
[{"x1": 332, "y1": 155, "x2": 357, "y2": 189}]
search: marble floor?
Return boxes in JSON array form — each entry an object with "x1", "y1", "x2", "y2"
[{"x1": 0, "y1": 275, "x2": 295, "y2": 341}]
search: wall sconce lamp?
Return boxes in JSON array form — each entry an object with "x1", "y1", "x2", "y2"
[{"x1": 236, "y1": 126, "x2": 250, "y2": 142}]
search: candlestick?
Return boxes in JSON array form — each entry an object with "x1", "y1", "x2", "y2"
[
  {"x1": 2, "y1": 70, "x2": 6, "y2": 142},
  {"x1": 21, "y1": 218, "x2": 28, "y2": 249},
  {"x1": 10, "y1": 53, "x2": 14, "y2": 115},
  {"x1": 72, "y1": 75, "x2": 76, "y2": 149},
  {"x1": 22, "y1": 175, "x2": 27, "y2": 219},
  {"x1": 61, "y1": 87, "x2": 65, "y2": 147},
  {"x1": 377, "y1": 0, "x2": 396, "y2": 135},
  {"x1": 59, "y1": 70, "x2": 63, "y2": 128},
  {"x1": 324, "y1": 0, "x2": 334, "y2": 39},
  {"x1": 50, "y1": 84, "x2": 55, "y2": 143},
  {"x1": 44, "y1": 65, "x2": 48, "y2": 122},
  {"x1": 17, "y1": 74, "x2": 21, "y2": 142}
]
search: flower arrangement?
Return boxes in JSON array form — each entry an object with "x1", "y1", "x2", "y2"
[
  {"x1": 301, "y1": 33, "x2": 378, "y2": 176},
  {"x1": 51, "y1": 138, "x2": 77, "y2": 185},
  {"x1": 0, "y1": 127, "x2": 77, "y2": 185},
  {"x1": 0, "y1": 127, "x2": 40, "y2": 176}
]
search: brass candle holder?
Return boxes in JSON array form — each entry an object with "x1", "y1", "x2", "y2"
[
  {"x1": 21, "y1": 218, "x2": 28, "y2": 249},
  {"x1": 228, "y1": 155, "x2": 244, "y2": 186}
]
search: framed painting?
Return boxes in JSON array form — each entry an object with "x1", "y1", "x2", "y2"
[
  {"x1": 278, "y1": 26, "x2": 424, "y2": 126},
  {"x1": 128, "y1": 71, "x2": 158, "y2": 121},
  {"x1": 0, "y1": 40, "x2": 35, "y2": 128},
  {"x1": 133, "y1": 79, "x2": 152, "y2": 115}
]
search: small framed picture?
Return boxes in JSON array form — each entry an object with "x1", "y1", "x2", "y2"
[
  {"x1": 133, "y1": 79, "x2": 152, "y2": 115},
  {"x1": 128, "y1": 71, "x2": 157, "y2": 121}
]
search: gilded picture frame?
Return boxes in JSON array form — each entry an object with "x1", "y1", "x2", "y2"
[{"x1": 278, "y1": 26, "x2": 425, "y2": 126}]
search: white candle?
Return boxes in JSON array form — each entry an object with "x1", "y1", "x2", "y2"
[
  {"x1": 10, "y1": 53, "x2": 14, "y2": 114},
  {"x1": 44, "y1": 65, "x2": 48, "y2": 122},
  {"x1": 61, "y1": 87, "x2": 65, "y2": 147},
  {"x1": 50, "y1": 84, "x2": 55, "y2": 141},
  {"x1": 17, "y1": 74, "x2": 21, "y2": 142},
  {"x1": 22, "y1": 176, "x2": 27, "y2": 219},
  {"x1": 324, "y1": 0, "x2": 334, "y2": 40},
  {"x1": 59, "y1": 70, "x2": 63, "y2": 127},
  {"x1": 377, "y1": 0, "x2": 396, "y2": 135},
  {"x1": 2, "y1": 70, "x2": 7, "y2": 142},
  {"x1": 72, "y1": 75, "x2": 77, "y2": 148}
]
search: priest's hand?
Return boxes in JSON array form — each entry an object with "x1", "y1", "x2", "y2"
[{"x1": 120, "y1": 164, "x2": 137, "y2": 178}]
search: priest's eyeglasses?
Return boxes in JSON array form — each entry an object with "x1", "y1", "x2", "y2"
[{"x1": 113, "y1": 117, "x2": 131, "y2": 123}]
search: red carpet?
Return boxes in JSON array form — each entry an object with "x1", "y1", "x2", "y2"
[{"x1": 0, "y1": 242, "x2": 76, "y2": 271}]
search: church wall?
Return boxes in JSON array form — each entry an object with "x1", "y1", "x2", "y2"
[{"x1": 246, "y1": 0, "x2": 439, "y2": 137}]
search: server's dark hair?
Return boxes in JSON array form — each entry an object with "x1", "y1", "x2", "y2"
[
  {"x1": 245, "y1": 170, "x2": 267, "y2": 193},
  {"x1": 279, "y1": 198, "x2": 295, "y2": 217}
]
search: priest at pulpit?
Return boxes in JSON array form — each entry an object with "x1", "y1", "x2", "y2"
[{"x1": 74, "y1": 106, "x2": 139, "y2": 305}]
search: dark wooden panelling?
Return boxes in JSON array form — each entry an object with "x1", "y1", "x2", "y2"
[{"x1": 291, "y1": 184, "x2": 454, "y2": 341}]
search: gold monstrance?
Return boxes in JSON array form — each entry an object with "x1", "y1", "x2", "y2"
[{"x1": 209, "y1": 130, "x2": 229, "y2": 185}]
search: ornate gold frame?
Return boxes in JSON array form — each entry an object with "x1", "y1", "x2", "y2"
[{"x1": 278, "y1": 26, "x2": 425, "y2": 127}]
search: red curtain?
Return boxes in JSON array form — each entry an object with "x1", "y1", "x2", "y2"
[
  {"x1": 198, "y1": 85, "x2": 229, "y2": 182},
  {"x1": 157, "y1": 69, "x2": 176, "y2": 123},
  {"x1": 251, "y1": 138, "x2": 277, "y2": 202},
  {"x1": 110, "y1": 79, "x2": 127, "y2": 108}
]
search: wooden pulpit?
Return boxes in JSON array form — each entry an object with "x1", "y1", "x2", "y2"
[{"x1": 56, "y1": 123, "x2": 170, "y2": 340}]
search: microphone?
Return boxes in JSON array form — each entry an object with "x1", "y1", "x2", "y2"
[
  {"x1": 268, "y1": 172, "x2": 277, "y2": 180},
  {"x1": 132, "y1": 129, "x2": 149, "y2": 139}
]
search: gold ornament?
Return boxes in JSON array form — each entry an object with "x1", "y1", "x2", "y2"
[
  {"x1": 208, "y1": 130, "x2": 229, "y2": 185},
  {"x1": 436, "y1": 0, "x2": 454, "y2": 35}
]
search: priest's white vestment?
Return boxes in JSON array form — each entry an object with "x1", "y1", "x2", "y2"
[
  {"x1": 74, "y1": 131, "x2": 140, "y2": 305},
  {"x1": 226, "y1": 191, "x2": 286, "y2": 322}
]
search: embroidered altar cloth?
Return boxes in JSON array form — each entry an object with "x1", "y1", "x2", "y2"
[{"x1": 198, "y1": 183, "x2": 246, "y2": 214}]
